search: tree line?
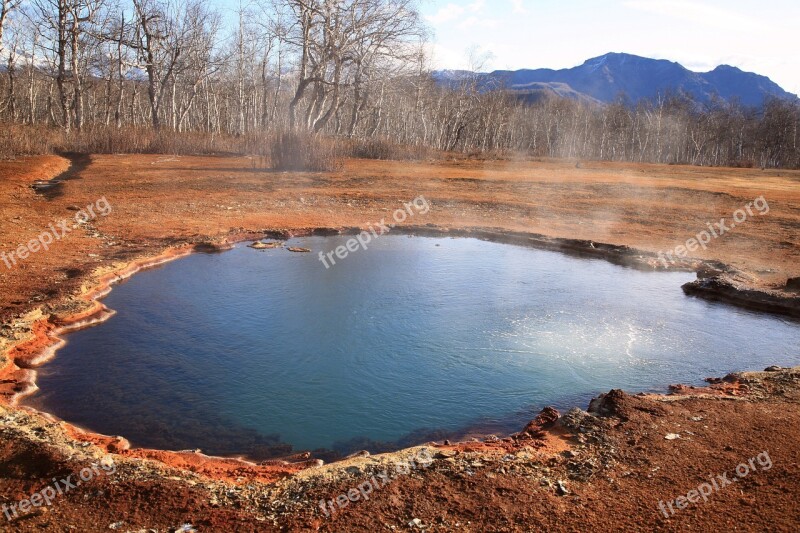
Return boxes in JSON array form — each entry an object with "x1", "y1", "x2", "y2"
[{"x1": 0, "y1": 0, "x2": 798, "y2": 168}]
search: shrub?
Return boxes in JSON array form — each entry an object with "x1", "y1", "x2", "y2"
[{"x1": 270, "y1": 131, "x2": 341, "y2": 171}]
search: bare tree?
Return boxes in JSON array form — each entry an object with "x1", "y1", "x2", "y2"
[
  {"x1": 0, "y1": 0, "x2": 21, "y2": 58},
  {"x1": 282, "y1": 0, "x2": 423, "y2": 132},
  {"x1": 130, "y1": 0, "x2": 216, "y2": 131},
  {"x1": 28, "y1": 0, "x2": 103, "y2": 131}
]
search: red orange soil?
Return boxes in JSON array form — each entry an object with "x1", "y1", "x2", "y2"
[{"x1": 1, "y1": 154, "x2": 799, "y2": 531}]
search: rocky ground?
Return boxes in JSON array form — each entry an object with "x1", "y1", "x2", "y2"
[{"x1": 1, "y1": 154, "x2": 799, "y2": 531}]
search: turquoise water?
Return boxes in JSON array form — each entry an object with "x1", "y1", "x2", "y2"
[{"x1": 27, "y1": 236, "x2": 800, "y2": 459}]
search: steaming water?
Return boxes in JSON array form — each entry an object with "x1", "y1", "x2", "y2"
[{"x1": 26, "y1": 236, "x2": 800, "y2": 458}]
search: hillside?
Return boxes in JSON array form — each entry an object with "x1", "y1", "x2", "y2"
[{"x1": 436, "y1": 53, "x2": 798, "y2": 106}]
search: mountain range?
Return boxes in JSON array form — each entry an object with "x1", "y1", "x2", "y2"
[{"x1": 435, "y1": 53, "x2": 798, "y2": 107}]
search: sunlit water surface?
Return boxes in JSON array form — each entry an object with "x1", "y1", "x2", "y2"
[{"x1": 27, "y1": 236, "x2": 800, "y2": 458}]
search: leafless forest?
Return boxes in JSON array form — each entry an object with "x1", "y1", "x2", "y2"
[{"x1": 0, "y1": 0, "x2": 798, "y2": 168}]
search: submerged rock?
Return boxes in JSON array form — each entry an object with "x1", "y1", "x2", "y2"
[
  {"x1": 287, "y1": 247, "x2": 311, "y2": 253},
  {"x1": 248, "y1": 241, "x2": 284, "y2": 250}
]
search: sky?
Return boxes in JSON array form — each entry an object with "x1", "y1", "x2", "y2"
[{"x1": 418, "y1": 0, "x2": 800, "y2": 95}]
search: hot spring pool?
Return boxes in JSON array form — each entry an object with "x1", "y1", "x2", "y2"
[{"x1": 25, "y1": 235, "x2": 800, "y2": 458}]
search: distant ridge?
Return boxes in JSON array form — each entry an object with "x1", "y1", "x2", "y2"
[{"x1": 435, "y1": 53, "x2": 798, "y2": 106}]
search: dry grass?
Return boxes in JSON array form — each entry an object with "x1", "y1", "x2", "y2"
[
  {"x1": 0, "y1": 124, "x2": 63, "y2": 159},
  {"x1": 65, "y1": 126, "x2": 280, "y2": 156},
  {"x1": 0, "y1": 123, "x2": 278, "y2": 159},
  {"x1": 0, "y1": 123, "x2": 441, "y2": 166},
  {"x1": 68, "y1": 126, "x2": 270, "y2": 156},
  {"x1": 345, "y1": 137, "x2": 439, "y2": 161}
]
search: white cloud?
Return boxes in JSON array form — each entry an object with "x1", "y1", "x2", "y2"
[
  {"x1": 623, "y1": 0, "x2": 758, "y2": 31},
  {"x1": 459, "y1": 15, "x2": 480, "y2": 29},
  {"x1": 425, "y1": 0, "x2": 491, "y2": 30},
  {"x1": 459, "y1": 16, "x2": 499, "y2": 30},
  {"x1": 510, "y1": 0, "x2": 528, "y2": 14},
  {"x1": 426, "y1": 42, "x2": 468, "y2": 70},
  {"x1": 425, "y1": 3, "x2": 466, "y2": 24},
  {"x1": 468, "y1": 0, "x2": 486, "y2": 12}
]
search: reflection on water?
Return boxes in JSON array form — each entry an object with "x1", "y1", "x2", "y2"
[{"x1": 26, "y1": 236, "x2": 800, "y2": 459}]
